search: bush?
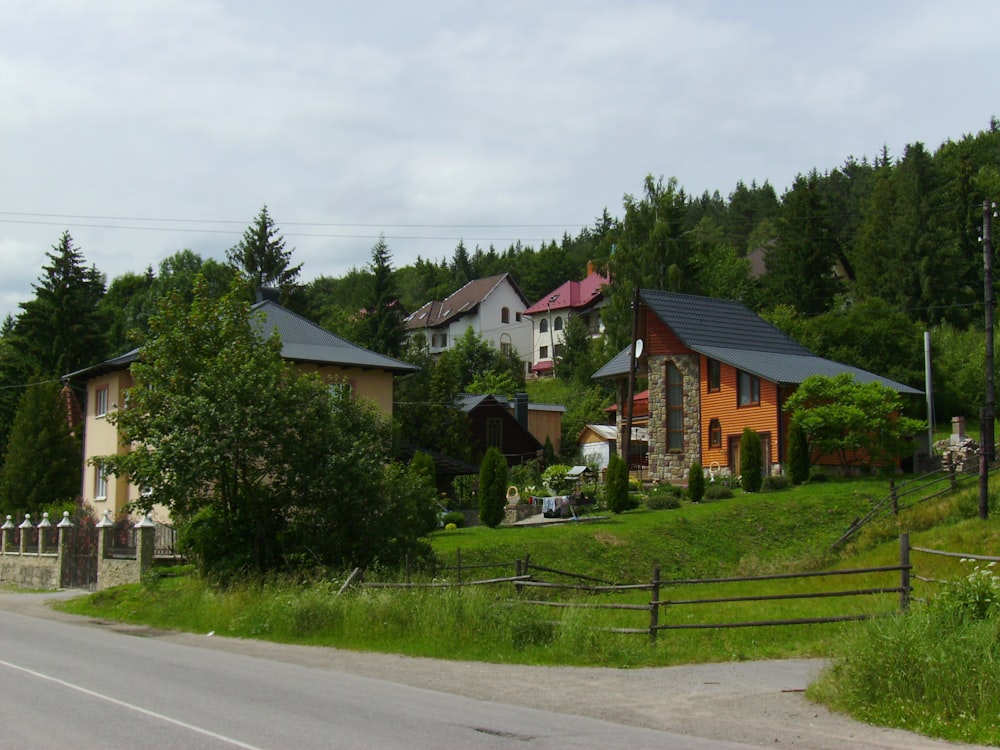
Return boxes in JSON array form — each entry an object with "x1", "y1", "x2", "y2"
[
  {"x1": 704, "y1": 485, "x2": 734, "y2": 501},
  {"x1": 688, "y1": 461, "x2": 705, "y2": 503},
  {"x1": 605, "y1": 454, "x2": 629, "y2": 514},
  {"x1": 478, "y1": 448, "x2": 508, "y2": 528},
  {"x1": 808, "y1": 469, "x2": 831, "y2": 483},
  {"x1": 542, "y1": 464, "x2": 574, "y2": 495},
  {"x1": 441, "y1": 511, "x2": 465, "y2": 528},
  {"x1": 740, "y1": 427, "x2": 763, "y2": 493},
  {"x1": 647, "y1": 494, "x2": 682, "y2": 510},
  {"x1": 762, "y1": 475, "x2": 791, "y2": 492}
]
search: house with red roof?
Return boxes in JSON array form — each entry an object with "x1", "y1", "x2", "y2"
[{"x1": 524, "y1": 266, "x2": 608, "y2": 377}]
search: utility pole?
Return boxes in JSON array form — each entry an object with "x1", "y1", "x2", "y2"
[
  {"x1": 622, "y1": 286, "x2": 640, "y2": 467},
  {"x1": 981, "y1": 199, "x2": 995, "y2": 520}
]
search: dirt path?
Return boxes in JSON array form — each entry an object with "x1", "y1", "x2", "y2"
[{"x1": 3, "y1": 591, "x2": 988, "y2": 750}]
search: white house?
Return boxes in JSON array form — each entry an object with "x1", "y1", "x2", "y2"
[{"x1": 403, "y1": 273, "x2": 532, "y2": 367}]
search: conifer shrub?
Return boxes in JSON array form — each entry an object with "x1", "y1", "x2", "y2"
[
  {"x1": 688, "y1": 461, "x2": 705, "y2": 503},
  {"x1": 605, "y1": 454, "x2": 629, "y2": 514},
  {"x1": 478, "y1": 447, "x2": 508, "y2": 528},
  {"x1": 787, "y1": 422, "x2": 810, "y2": 485},
  {"x1": 740, "y1": 427, "x2": 763, "y2": 493}
]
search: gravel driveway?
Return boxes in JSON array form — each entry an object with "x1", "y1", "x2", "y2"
[{"x1": 4, "y1": 590, "x2": 989, "y2": 750}]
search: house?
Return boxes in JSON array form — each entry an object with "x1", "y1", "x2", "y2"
[
  {"x1": 460, "y1": 392, "x2": 565, "y2": 465},
  {"x1": 66, "y1": 295, "x2": 419, "y2": 520},
  {"x1": 403, "y1": 273, "x2": 532, "y2": 369},
  {"x1": 593, "y1": 289, "x2": 922, "y2": 482},
  {"x1": 579, "y1": 423, "x2": 649, "y2": 472},
  {"x1": 524, "y1": 266, "x2": 608, "y2": 376}
]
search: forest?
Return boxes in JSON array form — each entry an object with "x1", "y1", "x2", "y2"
[{"x1": 1, "y1": 121, "x2": 998, "y2": 513}]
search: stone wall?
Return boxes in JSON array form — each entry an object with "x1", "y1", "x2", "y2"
[
  {"x1": 0, "y1": 513, "x2": 73, "y2": 590},
  {"x1": 646, "y1": 354, "x2": 701, "y2": 482}
]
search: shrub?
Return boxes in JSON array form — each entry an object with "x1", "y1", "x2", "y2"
[
  {"x1": 787, "y1": 422, "x2": 810, "y2": 484},
  {"x1": 740, "y1": 427, "x2": 763, "y2": 493},
  {"x1": 451, "y1": 474, "x2": 478, "y2": 508},
  {"x1": 605, "y1": 454, "x2": 629, "y2": 514},
  {"x1": 509, "y1": 460, "x2": 542, "y2": 493},
  {"x1": 441, "y1": 511, "x2": 465, "y2": 528},
  {"x1": 688, "y1": 461, "x2": 705, "y2": 503},
  {"x1": 478, "y1": 448, "x2": 508, "y2": 528},
  {"x1": 704, "y1": 485, "x2": 734, "y2": 501},
  {"x1": 808, "y1": 469, "x2": 831, "y2": 483},
  {"x1": 762, "y1": 475, "x2": 791, "y2": 492},
  {"x1": 647, "y1": 494, "x2": 682, "y2": 510},
  {"x1": 542, "y1": 464, "x2": 574, "y2": 495}
]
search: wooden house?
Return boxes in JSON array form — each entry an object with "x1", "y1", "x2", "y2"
[{"x1": 593, "y1": 289, "x2": 922, "y2": 482}]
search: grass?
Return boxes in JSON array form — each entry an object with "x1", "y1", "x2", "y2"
[{"x1": 54, "y1": 475, "x2": 1000, "y2": 744}]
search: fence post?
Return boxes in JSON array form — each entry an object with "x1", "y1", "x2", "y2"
[
  {"x1": 1, "y1": 515, "x2": 12, "y2": 553},
  {"x1": 57, "y1": 512, "x2": 73, "y2": 588},
  {"x1": 96, "y1": 510, "x2": 114, "y2": 561},
  {"x1": 900, "y1": 532, "x2": 911, "y2": 612},
  {"x1": 37, "y1": 512, "x2": 51, "y2": 555},
  {"x1": 649, "y1": 566, "x2": 661, "y2": 643},
  {"x1": 18, "y1": 515, "x2": 32, "y2": 555}
]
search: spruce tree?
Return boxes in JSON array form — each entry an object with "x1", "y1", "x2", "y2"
[
  {"x1": 0, "y1": 380, "x2": 81, "y2": 516},
  {"x1": 605, "y1": 453, "x2": 629, "y2": 513},
  {"x1": 365, "y1": 236, "x2": 404, "y2": 358},
  {"x1": 787, "y1": 422, "x2": 810, "y2": 485},
  {"x1": 227, "y1": 206, "x2": 302, "y2": 302},
  {"x1": 687, "y1": 460, "x2": 705, "y2": 503}
]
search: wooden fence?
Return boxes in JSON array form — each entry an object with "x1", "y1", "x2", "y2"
[{"x1": 354, "y1": 542, "x2": 912, "y2": 641}]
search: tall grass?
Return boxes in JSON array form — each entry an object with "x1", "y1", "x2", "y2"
[{"x1": 809, "y1": 559, "x2": 1000, "y2": 746}]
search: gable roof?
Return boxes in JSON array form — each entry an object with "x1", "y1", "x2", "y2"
[
  {"x1": 593, "y1": 289, "x2": 921, "y2": 395},
  {"x1": 66, "y1": 299, "x2": 418, "y2": 380},
  {"x1": 404, "y1": 273, "x2": 527, "y2": 331},
  {"x1": 523, "y1": 270, "x2": 608, "y2": 315}
]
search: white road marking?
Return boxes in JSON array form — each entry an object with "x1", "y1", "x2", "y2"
[{"x1": 0, "y1": 658, "x2": 264, "y2": 750}]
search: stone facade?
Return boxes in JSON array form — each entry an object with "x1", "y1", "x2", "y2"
[{"x1": 645, "y1": 354, "x2": 701, "y2": 482}]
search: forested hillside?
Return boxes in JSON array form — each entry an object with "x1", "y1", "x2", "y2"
[{"x1": 1, "y1": 124, "x2": 998, "y2": 481}]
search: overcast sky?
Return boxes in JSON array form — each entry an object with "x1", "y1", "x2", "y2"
[{"x1": 2, "y1": 0, "x2": 997, "y2": 322}]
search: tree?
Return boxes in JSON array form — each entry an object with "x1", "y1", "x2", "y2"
[
  {"x1": 478, "y1": 447, "x2": 508, "y2": 528},
  {"x1": 99, "y1": 278, "x2": 423, "y2": 577},
  {"x1": 364, "y1": 236, "x2": 404, "y2": 358},
  {"x1": 605, "y1": 453, "x2": 629, "y2": 514},
  {"x1": 409, "y1": 451, "x2": 440, "y2": 533},
  {"x1": 740, "y1": 428, "x2": 763, "y2": 493},
  {"x1": 0, "y1": 380, "x2": 81, "y2": 517},
  {"x1": 556, "y1": 315, "x2": 595, "y2": 384},
  {"x1": 784, "y1": 374, "x2": 925, "y2": 472},
  {"x1": 227, "y1": 206, "x2": 302, "y2": 303}
]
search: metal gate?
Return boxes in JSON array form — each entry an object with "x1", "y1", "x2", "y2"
[{"x1": 63, "y1": 523, "x2": 99, "y2": 589}]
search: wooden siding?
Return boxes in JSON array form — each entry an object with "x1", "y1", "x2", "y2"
[
  {"x1": 645, "y1": 313, "x2": 692, "y2": 356},
  {"x1": 699, "y1": 355, "x2": 781, "y2": 471}
]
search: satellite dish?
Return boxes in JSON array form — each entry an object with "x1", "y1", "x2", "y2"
[{"x1": 633, "y1": 338, "x2": 644, "y2": 359}]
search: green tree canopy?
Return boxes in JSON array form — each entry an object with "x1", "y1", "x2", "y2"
[
  {"x1": 784, "y1": 373, "x2": 925, "y2": 472},
  {"x1": 227, "y1": 205, "x2": 302, "y2": 304},
  {"x1": 99, "y1": 278, "x2": 426, "y2": 576}
]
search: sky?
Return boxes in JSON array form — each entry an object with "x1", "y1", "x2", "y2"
[{"x1": 2, "y1": 0, "x2": 998, "y2": 322}]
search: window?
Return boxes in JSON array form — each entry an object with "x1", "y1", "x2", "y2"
[
  {"x1": 553, "y1": 344, "x2": 563, "y2": 357},
  {"x1": 666, "y1": 362, "x2": 684, "y2": 452},
  {"x1": 95, "y1": 386, "x2": 109, "y2": 417},
  {"x1": 708, "y1": 418, "x2": 722, "y2": 448},
  {"x1": 515, "y1": 312, "x2": 522, "y2": 322},
  {"x1": 707, "y1": 358, "x2": 721, "y2": 392},
  {"x1": 95, "y1": 468, "x2": 107, "y2": 500},
  {"x1": 554, "y1": 316, "x2": 563, "y2": 331},
  {"x1": 539, "y1": 345, "x2": 549, "y2": 359},
  {"x1": 439, "y1": 333, "x2": 447, "y2": 348},
  {"x1": 486, "y1": 418, "x2": 502, "y2": 448},
  {"x1": 539, "y1": 319, "x2": 549, "y2": 334},
  {"x1": 738, "y1": 371, "x2": 760, "y2": 406},
  {"x1": 500, "y1": 341, "x2": 512, "y2": 357},
  {"x1": 501, "y1": 307, "x2": 510, "y2": 324}
]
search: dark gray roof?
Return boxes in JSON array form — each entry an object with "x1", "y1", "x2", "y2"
[
  {"x1": 66, "y1": 300, "x2": 418, "y2": 380},
  {"x1": 593, "y1": 290, "x2": 921, "y2": 395}
]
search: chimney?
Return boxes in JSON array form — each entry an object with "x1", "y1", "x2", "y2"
[
  {"x1": 514, "y1": 392, "x2": 529, "y2": 430},
  {"x1": 256, "y1": 286, "x2": 280, "y2": 304}
]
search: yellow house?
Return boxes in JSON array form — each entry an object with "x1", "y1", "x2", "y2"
[{"x1": 66, "y1": 298, "x2": 419, "y2": 520}]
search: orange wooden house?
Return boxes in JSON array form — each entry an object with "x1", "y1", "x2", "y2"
[{"x1": 593, "y1": 290, "x2": 922, "y2": 482}]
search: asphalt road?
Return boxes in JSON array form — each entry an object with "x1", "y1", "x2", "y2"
[{"x1": 0, "y1": 595, "x2": 757, "y2": 750}]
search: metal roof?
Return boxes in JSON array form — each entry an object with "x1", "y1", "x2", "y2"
[
  {"x1": 593, "y1": 290, "x2": 922, "y2": 395},
  {"x1": 66, "y1": 299, "x2": 419, "y2": 380}
]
